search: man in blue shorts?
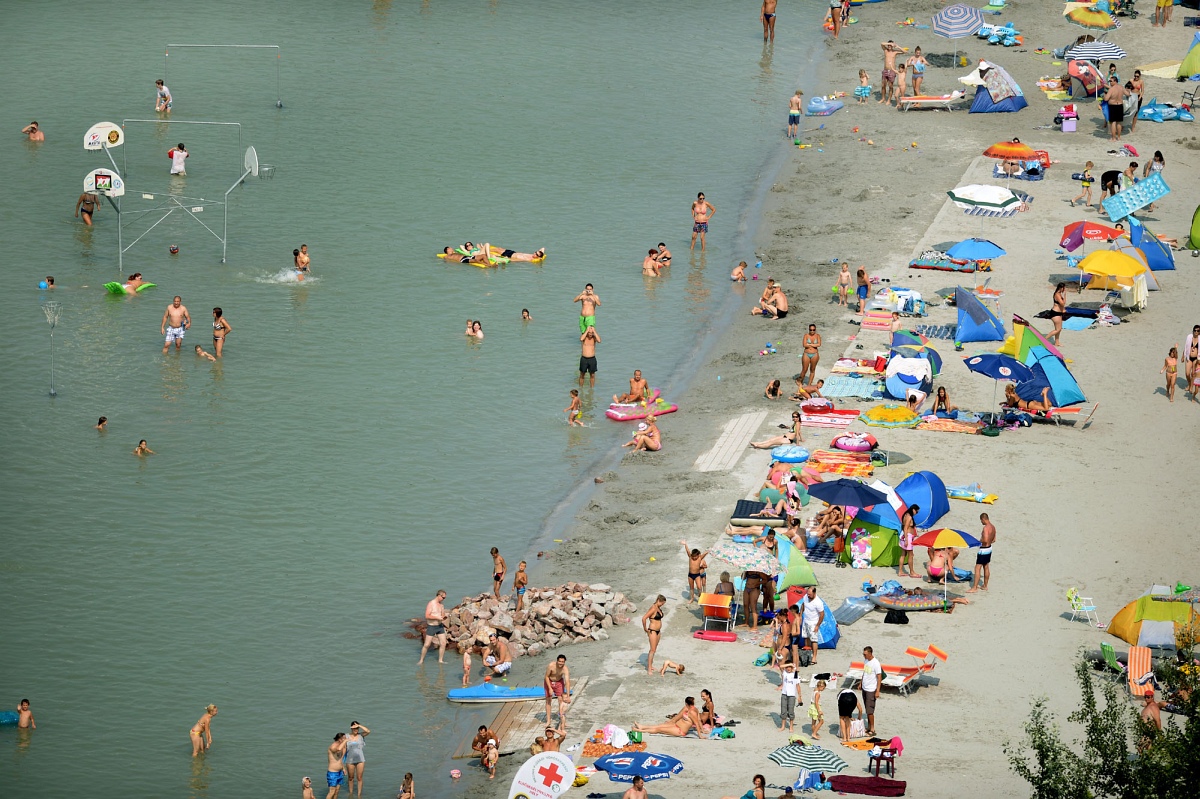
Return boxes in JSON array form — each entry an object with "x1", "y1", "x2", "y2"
[{"x1": 326, "y1": 733, "x2": 348, "y2": 799}]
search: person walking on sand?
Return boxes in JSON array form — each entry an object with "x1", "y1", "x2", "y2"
[
  {"x1": 161, "y1": 296, "x2": 191, "y2": 353},
  {"x1": 326, "y1": 733, "x2": 348, "y2": 799},
  {"x1": 800, "y1": 325, "x2": 822, "y2": 386},
  {"x1": 690, "y1": 192, "x2": 715, "y2": 251},
  {"x1": 880, "y1": 41, "x2": 904, "y2": 106},
  {"x1": 189, "y1": 704, "x2": 218, "y2": 757},
  {"x1": 787, "y1": 90, "x2": 803, "y2": 139},
  {"x1": 573, "y1": 283, "x2": 601, "y2": 334},
  {"x1": 418, "y1": 589, "x2": 448, "y2": 664},
  {"x1": 614, "y1": 369, "x2": 650, "y2": 404},
  {"x1": 579, "y1": 326, "x2": 600, "y2": 387},
  {"x1": 490, "y1": 547, "x2": 506, "y2": 598},
  {"x1": 800, "y1": 586, "x2": 826, "y2": 666},
  {"x1": 514, "y1": 560, "x2": 529, "y2": 610},
  {"x1": 809, "y1": 679, "x2": 826, "y2": 739},
  {"x1": 642, "y1": 594, "x2": 667, "y2": 674},
  {"x1": 75, "y1": 190, "x2": 100, "y2": 226},
  {"x1": 1070, "y1": 162, "x2": 1095, "y2": 209},
  {"x1": 967, "y1": 513, "x2": 996, "y2": 593},
  {"x1": 861, "y1": 646, "x2": 882, "y2": 736},
  {"x1": 1049, "y1": 282, "x2": 1067, "y2": 345},
  {"x1": 856, "y1": 267, "x2": 870, "y2": 315},
  {"x1": 828, "y1": 0, "x2": 845, "y2": 39},
  {"x1": 898, "y1": 505, "x2": 919, "y2": 578},
  {"x1": 761, "y1": 0, "x2": 778, "y2": 42},
  {"x1": 544, "y1": 654, "x2": 572, "y2": 731},
  {"x1": 680, "y1": 540, "x2": 708, "y2": 602},
  {"x1": 1161, "y1": 345, "x2": 1180, "y2": 403},
  {"x1": 343, "y1": 722, "x2": 370, "y2": 798}
]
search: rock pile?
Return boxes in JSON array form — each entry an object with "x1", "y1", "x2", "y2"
[{"x1": 439, "y1": 583, "x2": 636, "y2": 659}]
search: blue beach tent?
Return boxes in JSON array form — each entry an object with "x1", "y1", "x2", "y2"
[
  {"x1": 954, "y1": 287, "x2": 1005, "y2": 344},
  {"x1": 1129, "y1": 220, "x2": 1175, "y2": 271},
  {"x1": 895, "y1": 471, "x2": 950, "y2": 528},
  {"x1": 1017, "y1": 346, "x2": 1086, "y2": 407},
  {"x1": 969, "y1": 62, "x2": 1028, "y2": 114}
]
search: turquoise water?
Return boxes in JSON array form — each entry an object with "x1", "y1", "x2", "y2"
[{"x1": 0, "y1": 1, "x2": 822, "y2": 795}]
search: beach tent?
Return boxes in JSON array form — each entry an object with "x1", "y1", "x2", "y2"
[
  {"x1": 1187, "y1": 204, "x2": 1200, "y2": 251},
  {"x1": 839, "y1": 515, "x2": 901, "y2": 569},
  {"x1": 777, "y1": 548, "x2": 819, "y2": 592},
  {"x1": 1111, "y1": 239, "x2": 1161, "y2": 290},
  {"x1": 1018, "y1": 346, "x2": 1086, "y2": 407},
  {"x1": 885, "y1": 356, "x2": 934, "y2": 401},
  {"x1": 1109, "y1": 590, "x2": 1198, "y2": 649},
  {"x1": 895, "y1": 471, "x2": 950, "y2": 528},
  {"x1": 1068, "y1": 59, "x2": 1102, "y2": 99},
  {"x1": 1129, "y1": 220, "x2": 1175, "y2": 271},
  {"x1": 960, "y1": 60, "x2": 1028, "y2": 113},
  {"x1": 1178, "y1": 32, "x2": 1200, "y2": 79},
  {"x1": 954, "y1": 287, "x2": 1005, "y2": 344},
  {"x1": 998, "y1": 315, "x2": 1067, "y2": 364}
]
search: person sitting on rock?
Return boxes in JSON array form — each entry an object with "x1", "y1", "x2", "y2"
[{"x1": 483, "y1": 633, "x2": 512, "y2": 676}]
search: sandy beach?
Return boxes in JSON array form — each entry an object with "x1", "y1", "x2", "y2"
[{"x1": 493, "y1": 4, "x2": 1200, "y2": 797}]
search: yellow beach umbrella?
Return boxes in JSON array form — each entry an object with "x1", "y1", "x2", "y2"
[
  {"x1": 1064, "y1": 7, "x2": 1120, "y2": 31},
  {"x1": 1076, "y1": 250, "x2": 1146, "y2": 288}
]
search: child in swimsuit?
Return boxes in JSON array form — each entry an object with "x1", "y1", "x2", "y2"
[
  {"x1": 809, "y1": 680, "x2": 826, "y2": 739},
  {"x1": 1162, "y1": 346, "x2": 1179, "y2": 403},
  {"x1": 1070, "y1": 161, "x2": 1095, "y2": 209},
  {"x1": 855, "y1": 69, "x2": 871, "y2": 103}
]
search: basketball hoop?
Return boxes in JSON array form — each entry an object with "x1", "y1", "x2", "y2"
[
  {"x1": 258, "y1": 164, "x2": 276, "y2": 179},
  {"x1": 42, "y1": 301, "x2": 62, "y2": 397}
]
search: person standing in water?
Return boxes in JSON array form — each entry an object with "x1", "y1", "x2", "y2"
[
  {"x1": 579, "y1": 326, "x2": 601, "y2": 387},
  {"x1": 211, "y1": 308, "x2": 232, "y2": 357},
  {"x1": 189, "y1": 704, "x2": 218, "y2": 757},
  {"x1": 690, "y1": 192, "x2": 715, "y2": 251},
  {"x1": 761, "y1": 0, "x2": 778, "y2": 42},
  {"x1": 162, "y1": 296, "x2": 191, "y2": 353},
  {"x1": 17, "y1": 699, "x2": 35, "y2": 729},
  {"x1": 293, "y1": 249, "x2": 311, "y2": 281},
  {"x1": 573, "y1": 284, "x2": 601, "y2": 334},
  {"x1": 22, "y1": 121, "x2": 45, "y2": 142},
  {"x1": 326, "y1": 733, "x2": 348, "y2": 799},
  {"x1": 343, "y1": 722, "x2": 370, "y2": 798},
  {"x1": 418, "y1": 589, "x2": 448, "y2": 665},
  {"x1": 168, "y1": 143, "x2": 188, "y2": 175},
  {"x1": 787, "y1": 90, "x2": 803, "y2": 139},
  {"x1": 75, "y1": 191, "x2": 99, "y2": 226},
  {"x1": 155, "y1": 79, "x2": 173, "y2": 113}
]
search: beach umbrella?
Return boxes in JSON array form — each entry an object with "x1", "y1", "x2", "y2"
[
  {"x1": 1060, "y1": 220, "x2": 1123, "y2": 253},
  {"x1": 982, "y1": 140, "x2": 1038, "y2": 162},
  {"x1": 1065, "y1": 41, "x2": 1127, "y2": 62},
  {"x1": 805, "y1": 477, "x2": 889, "y2": 510},
  {"x1": 963, "y1": 353, "x2": 1035, "y2": 416},
  {"x1": 861, "y1": 404, "x2": 921, "y2": 429},
  {"x1": 1075, "y1": 250, "x2": 1147, "y2": 287},
  {"x1": 891, "y1": 341, "x2": 943, "y2": 377},
  {"x1": 708, "y1": 539, "x2": 783, "y2": 578},
  {"x1": 912, "y1": 528, "x2": 981, "y2": 599},
  {"x1": 767, "y1": 743, "x2": 849, "y2": 774},
  {"x1": 946, "y1": 237, "x2": 1006, "y2": 262},
  {"x1": 1065, "y1": 7, "x2": 1121, "y2": 33},
  {"x1": 594, "y1": 752, "x2": 684, "y2": 783},
  {"x1": 947, "y1": 184, "x2": 1020, "y2": 211},
  {"x1": 891, "y1": 330, "x2": 930, "y2": 349},
  {"x1": 932, "y1": 5, "x2": 986, "y2": 63}
]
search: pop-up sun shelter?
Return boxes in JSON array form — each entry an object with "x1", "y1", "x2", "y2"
[
  {"x1": 1017, "y1": 346, "x2": 1086, "y2": 407},
  {"x1": 885, "y1": 356, "x2": 934, "y2": 402},
  {"x1": 1129, "y1": 220, "x2": 1175, "y2": 272},
  {"x1": 895, "y1": 471, "x2": 950, "y2": 528},
  {"x1": 954, "y1": 287, "x2": 1005, "y2": 344},
  {"x1": 1109, "y1": 589, "x2": 1198, "y2": 650},
  {"x1": 1187, "y1": 204, "x2": 1200, "y2": 251},
  {"x1": 960, "y1": 60, "x2": 1028, "y2": 113},
  {"x1": 1178, "y1": 31, "x2": 1200, "y2": 80}
]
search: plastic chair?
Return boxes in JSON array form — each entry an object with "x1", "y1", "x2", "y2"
[
  {"x1": 1100, "y1": 642, "x2": 1126, "y2": 679},
  {"x1": 699, "y1": 593, "x2": 734, "y2": 632},
  {"x1": 1067, "y1": 588, "x2": 1099, "y2": 625},
  {"x1": 868, "y1": 736, "x2": 902, "y2": 777}
]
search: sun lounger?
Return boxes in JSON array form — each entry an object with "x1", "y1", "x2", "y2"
[
  {"x1": 844, "y1": 661, "x2": 923, "y2": 696},
  {"x1": 730, "y1": 499, "x2": 786, "y2": 528},
  {"x1": 1127, "y1": 646, "x2": 1154, "y2": 698},
  {"x1": 898, "y1": 90, "x2": 966, "y2": 112}
]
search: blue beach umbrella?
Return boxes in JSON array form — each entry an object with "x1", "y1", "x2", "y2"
[
  {"x1": 962, "y1": 353, "x2": 1033, "y2": 383},
  {"x1": 946, "y1": 238, "x2": 1006, "y2": 263},
  {"x1": 806, "y1": 478, "x2": 889, "y2": 509},
  {"x1": 594, "y1": 752, "x2": 684, "y2": 783}
]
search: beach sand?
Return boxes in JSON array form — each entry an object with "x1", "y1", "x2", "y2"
[{"x1": 484, "y1": 7, "x2": 1200, "y2": 798}]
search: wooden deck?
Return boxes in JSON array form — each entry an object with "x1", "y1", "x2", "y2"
[
  {"x1": 452, "y1": 676, "x2": 589, "y2": 760},
  {"x1": 693, "y1": 411, "x2": 769, "y2": 472}
]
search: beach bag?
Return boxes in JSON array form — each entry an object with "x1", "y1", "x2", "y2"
[
  {"x1": 626, "y1": 730, "x2": 642, "y2": 744},
  {"x1": 798, "y1": 649, "x2": 813, "y2": 667},
  {"x1": 832, "y1": 534, "x2": 846, "y2": 554},
  {"x1": 850, "y1": 718, "x2": 867, "y2": 738},
  {"x1": 884, "y1": 609, "x2": 910, "y2": 625}
]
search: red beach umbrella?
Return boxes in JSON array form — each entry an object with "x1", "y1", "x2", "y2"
[
  {"x1": 1060, "y1": 220, "x2": 1124, "y2": 253},
  {"x1": 982, "y1": 140, "x2": 1038, "y2": 161}
]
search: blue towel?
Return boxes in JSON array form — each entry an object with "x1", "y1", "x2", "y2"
[{"x1": 1063, "y1": 317, "x2": 1094, "y2": 331}]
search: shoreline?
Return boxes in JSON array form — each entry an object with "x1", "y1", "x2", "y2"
[{"x1": 501, "y1": 5, "x2": 1200, "y2": 799}]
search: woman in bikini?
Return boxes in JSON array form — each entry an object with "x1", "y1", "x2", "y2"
[
  {"x1": 1162, "y1": 345, "x2": 1179, "y2": 402},
  {"x1": 642, "y1": 594, "x2": 667, "y2": 674},
  {"x1": 679, "y1": 540, "x2": 708, "y2": 602},
  {"x1": 633, "y1": 696, "x2": 701, "y2": 737},
  {"x1": 189, "y1": 704, "x2": 218, "y2": 757},
  {"x1": 742, "y1": 570, "x2": 764, "y2": 630},
  {"x1": 719, "y1": 774, "x2": 767, "y2": 799},
  {"x1": 932, "y1": 386, "x2": 957, "y2": 417},
  {"x1": 800, "y1": 325, "x2": 822, "y2": 386},
  {"x1": 699, "y1": 689, "x2": 717, "y2": 729},
  {"x1": 750, "y1": 412, "x2": 803, "y2": 449},
  {"x1": 1004, "y1": 384, "x2": 1053, "y2": 413},
  {"x1": 211, "y1": 307, "x2": 232, "y2": 357},
  {"x1": 907, "y1": 47, "x2": 928, "y2": 96},
  {"x1": 836, "y1": 263, "x2": 851, "y2": 306},
  {"x1": 623, "y1": 414, "x2": 662, "y2": 452},
  {"x1": 1048, "y1": 282, "x2": 1067, "y2": 345}
]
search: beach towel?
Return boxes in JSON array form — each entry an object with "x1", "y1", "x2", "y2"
[
  {"x1": 909, "y1": 258, "x2": 977, "y2": 272},
  {"x1": 1063, "y1": 316, "x2": 1094, "y2": 331},
  {"x1": 802, "y1": 408, "x2": 861, "y2": 429},
  {"x1": 804, "y1": 540, "x2": 839, "y2": 565},
  {"x1": 915, "y1": 418, "x2": 983, "y2": 434},
  {"x1": 822, "y1": 375, "x2": 885, "y2": 399},
  {"x1": 830, "y1": 359, "x2": 884, "y2": 376},
  {"x1": 862, "y1": 310, "x2": 894, "y2": 331},
  {"x1": 914, "y1": 323, "x2": 957, "y2": 341},
  {"x1": 828, "y1": 775, "x2": 908, "y2": 796},
  {"x1": 809, "y1": 450, "x2": 874, "y2": 477}
]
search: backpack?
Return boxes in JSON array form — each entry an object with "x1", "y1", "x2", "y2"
[
  {"x1": 884, "y1": 608, "x2": 910, "y2": 625},
  {"x1": 797, "y1": 648, "x2": 813, "y2": 667}
]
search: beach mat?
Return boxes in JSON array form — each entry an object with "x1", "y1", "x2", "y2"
[
  {"x1": 915, "y1": 417, "x2": 982, "y2": 434},
  {"x1": 804, "y1": 540, "x2": 838, "y2": 565},
  {"x1": 809, "y1": 450, "x2": 874, "y2": 477},
  {"x1": 861, "y1": 310, "x2": 893, "y2": 331},
  {"x1": 909, "y1": 258, "x2": 976, "y2": 273},
  {"x1": 730, "y1": 499, "x2": 785, "y2": 527},
  {"x1": 1138, "y1": 60, "x2": 1183, "y2": 79},
  {"x1": 833, "y1": 597, "x2": 875, "y2": 625},
  {"x1": 801, "y1": 408, "x2": 860, "y2": 428},
  {"x1": 1063, "y1": 316, "x2": 1095, "y2": 331},
  {"x1": 821, "y1": 374, "x2": 885, "y2": 399},
  {"x1": 829, "y1": 775, "x2": 907, "y2": 796},
  {"x1": 914, "y1": 323, "x2": 957, "y2": 340}
]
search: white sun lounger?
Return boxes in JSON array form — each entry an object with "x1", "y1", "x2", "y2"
[{"x1": 898, "y1": 91, "x2": 967, "y2": 112}]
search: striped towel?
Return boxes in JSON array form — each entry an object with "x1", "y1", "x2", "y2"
[
  {"x1": 804, "y1": 541, "x2": 838, "y2": 565},
  {"x1": 862, "y1": 310, "x2": 893, "y2": 331},
  {"x1": 962, "y1": 190, "x2": 1034, "y2": 218},
  {"x1": 809, "y1": 450, "x2": 874, "y2": 477},
  {"x1": 915, "y1": 324, "x2": 957, "y2": 340},
  {"x1": 801, "y1": 409, "x2": 860, "y2": 429}
]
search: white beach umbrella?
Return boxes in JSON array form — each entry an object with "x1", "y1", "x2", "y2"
[{"x1": 1065, "y1": 41, "x2": 1127, "y2": 63}]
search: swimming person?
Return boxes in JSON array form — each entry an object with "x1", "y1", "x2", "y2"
[
  {"x1": 521, "y1": 308, "x2": 532, "y2": 321},
  {"x1": 125, "y1": 273, "x2": 148, "y2": 292},
  {"x1": 155, "y1": 79, "x2": 172, "y2": 113},
  {"x1": 690, "y1": 192, "x2": 715, "y2": 251},
  {"x1": 470, "y1": 321, "x2": 484, "y2": 340},
  {"x1": 134, "y1": 440, "x2": 155, "y2": 456},
  {"x1": 344, "y1": 722, "x2": 370, "y2": 797},
  {"x1": 212, "y1": 308, "x2": 232, "y2": 357},
  {"x1": 22, "y1": 121, "x2": 45, "y2": 142},
  {"x1": 195, "y1": 345, "x2": 216, "y2": 362},
  {"x1": 75, "y1": 191, "x2": 99, "y2": 226},
  {"x1": 579, "y1": 326, "x2": 600, "y2": 387},
  {"x1": 189, "y1": 704, "x2": 218, "y2": 757},
  {"x1": 573, "y1": 284, "x2": 601, "y2": 334},
  {"x1": 161, "y1": 296, "x2": 191, "y2": 353}
]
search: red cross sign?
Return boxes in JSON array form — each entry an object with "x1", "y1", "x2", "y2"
[{"x1": 537, "y1": 761, "x2": 565, "y2": 788}]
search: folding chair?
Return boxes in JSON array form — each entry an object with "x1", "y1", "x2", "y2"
[
  {"x1": 699, "y1": 593, "x2": 735, "y2": 632},
  {"x1": 1126, "y1": 646, "x2": 1154, "y2": 698},
  {"x1": 1067, "y1": 588, "x2": 1100, "y2": 625},
  {"x1": 1100, "y1": 641, "x2": 1126, "y2": 680}
]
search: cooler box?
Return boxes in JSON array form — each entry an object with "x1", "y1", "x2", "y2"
[{"x1": 1062, "y1": 119, "x2": 1077, "y2": 132}]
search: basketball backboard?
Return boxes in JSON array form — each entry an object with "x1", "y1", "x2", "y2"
[
  {"x1": 83, "y1": 168, "x2": 125, "y2": 197},
  {"x1": 84, "y1": 121, "x2": 124, "y2": 151},
  {"x1": 244, "y1": 145, "x2": 259, "y2": 177}
]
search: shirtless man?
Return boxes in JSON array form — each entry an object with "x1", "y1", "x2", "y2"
[
  {"x1": 573, "y1": 284, "x2": 601, "y2": 334},
  {"x1": 690, "y1": 192, "x2": 716, "y2": 251},
  {"x1": 966, "y1": 513, "x2": 996, "y2": 593},
  {"x1": 622, "y1": 776, "x2": 649, "y2": 799},
  {"x1": 614, "y1": 370, "x2": 649, "y2": 404},
  {"x1": 418, "y1": 589, "x2": 448, "y2": 665},
  {"x1": 481, "y1": 243, "x2": 545, "y2": 262},
  {"x1": 16, "y1": 699, "x2": 35, "y2": 729},
  {"x1": 752, "y1": 285, "x2": 789, "y2": 319},
  {"x1": 298, "y1": 244, "x2": 311, "y2": 271},
  {"x1": 75, "y1": 191, "x2": 99, "y2": 226},
  {"x1": 880, "y1": 41, "x2": 905, "y2": 106},
  {"x1": 484, "y1": 633, "x2": 512, "y2": 677},
  {"x1": 788, "y1": 90, "x2": 804, "y2": 139},
  {"x1": 490, "y1": 547, "x2": 506, "y2": 598},
  {"x1": 541, "y1": 727, "x2": 565, "y2": 752},
  {"x1": 656, "y1": 242, "x2": 672, "y2": 269},
  {"x1": 642, "y1": 249, "x2": 662, "y2": 277},
  {"x1": 471, "y1": 725, "x2": 500, "y2": 761},
  {"x1": 22, "y1": 122, "x2": 45, "y2": 142},
  {"x1": 579, "y1": 326, "x2": 600, "y2": 387},
  {"x1": 161, "y1": 296, "x2": 191, "y2": 354},
  {"x1": 761, "y1": 0, "x2": 778, "y2": 42},
  {"x1": 544, "y1": 654, "x2": 572, "y2": 731},
  {"x1": 326, "y1": 733, "x2": 348, "y2": 799}
]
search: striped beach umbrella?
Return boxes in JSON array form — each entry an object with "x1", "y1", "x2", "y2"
[
  {"x1": 708, "y1": 539, "x2": 783, "y2": 577},
  {"x1": 932, "y1": 5, "x2": 986, "y2": 39},
  {"x1": 1065, "y1": 41, "x2": 1127, "y2": 62},
  {"x1": 767, "y1": 744, "x2": 849, "y2": 774},
  {"x1": 947, "y1": 184, "x2": 1020, "y2": 211}
]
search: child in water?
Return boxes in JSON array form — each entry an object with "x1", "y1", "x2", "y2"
[
  {"x1": 194, "y1": 345, "x2": 216, "y2": 361},
  {"x1": 460, "y1": 642, "x2": 472, "y2": 688},
  {"x1": 565, "y1": 389, "x2": 583, "y2": 426},
  {"x1": 855, "y1": 69, "x2": 872, "y2": 104},
  {"x1": 1162, "y1": 345, "x2": 1179, "y2": 402},
  {"x1": 731, "y1": 261, "x2": 747, "y2": 282}
]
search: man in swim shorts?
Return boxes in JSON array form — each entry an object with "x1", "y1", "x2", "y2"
[
  {"x1": 579, "y1": 326, "x2": 601, "y2": 387},
  {"x1": 690, "y1": 192, "x2": 715, "y2": 251},
  {"x1": 787, "y1": 90, "x2": 803, "y2": 138},
  {"x1": 544, "y1": 654, "x2": 572, "y2": 731},
  {"x1": 326, "y1": 733, "x2": 348, "y2": 799},
  {"x1": 761, "y1": 0, "x2": 778, "y2": 42},
  {"x1": 614, "y1": 369, "x2": 649, "y2": 404},
  {"x1": 880, "y1": 41, "x2": 904, "y2": 106},
  {"x1": 484, "y1": 633, "x2": 512, "y2": 676},
  {"x1": 966, "y1": 513, "x2": 996, "y2": 593},
  {"x1": 418, "y1": 589, "x2": 448, "y2": 665},
  {"x1": 573, "y1": 283, "x2": 601, "y2": 333},
  {"x1": 161, "y1": 296, "x2": 191, "y2": 354}
]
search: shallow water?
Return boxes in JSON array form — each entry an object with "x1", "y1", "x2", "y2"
[{"x1": 0, "y1": 1, "x2": 823, "y2": 795}]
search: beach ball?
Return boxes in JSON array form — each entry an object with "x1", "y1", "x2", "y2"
[
  {"x1": 169, "y1": 245, "x2": 179, "y2": 254},
  {"x1": 38, "y1": 281, "x2": 48, "y2": 289}
]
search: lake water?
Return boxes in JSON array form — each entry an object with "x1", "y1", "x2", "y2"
[{"x1": 0, "y1": 1, "x2": 823, "y2": 795}]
